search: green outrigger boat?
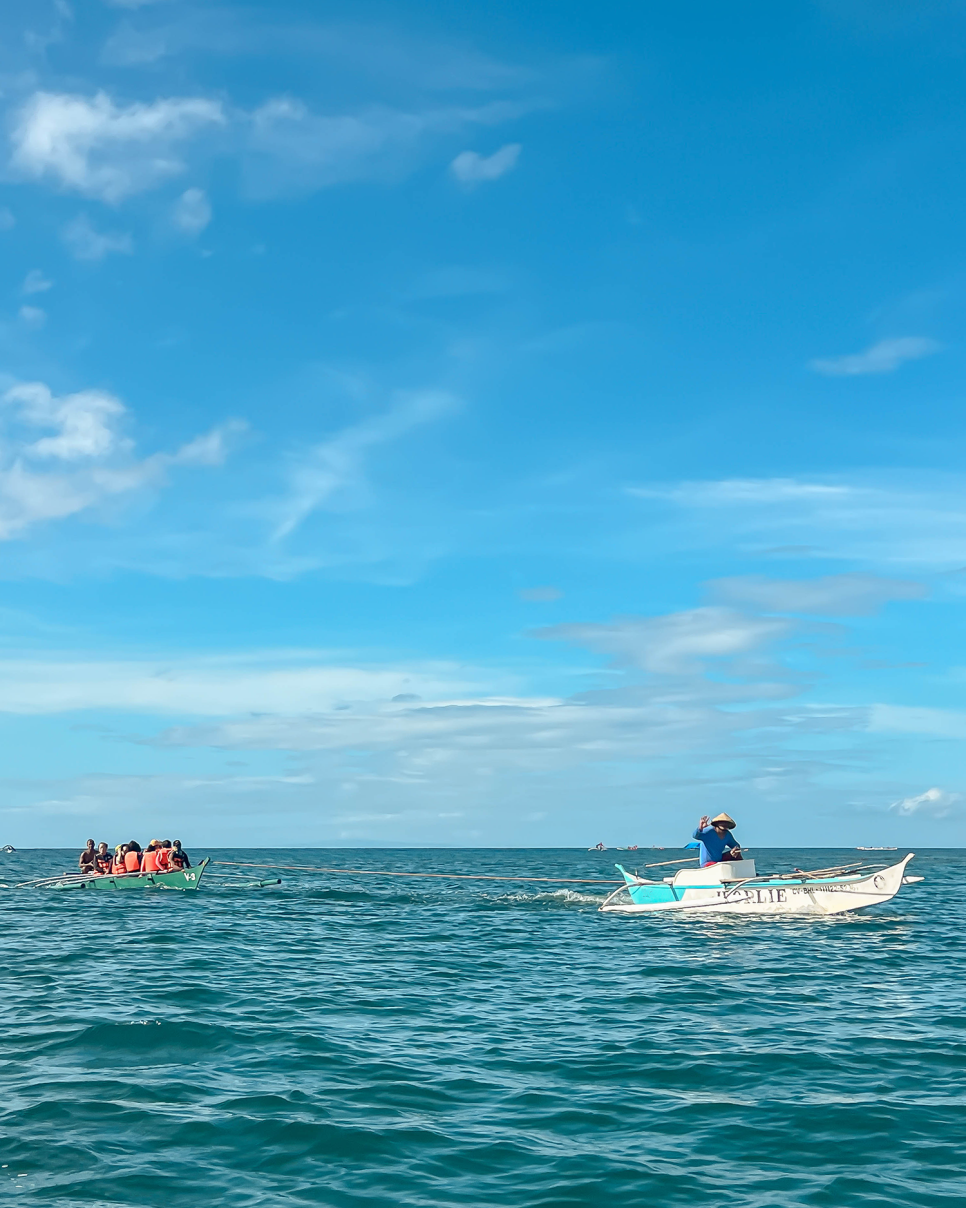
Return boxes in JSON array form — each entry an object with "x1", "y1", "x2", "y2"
[
  {"x1": 51, "y1": 857, "x2": 212, "y2": 891},
  {"x1": 15, "y1": 858, "x2": 280, "y2": 893}
]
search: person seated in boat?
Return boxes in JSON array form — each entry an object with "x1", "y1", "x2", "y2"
[
  {"x1": 94, "y1": 843, "x2": 112, "y2": 875},
  {"x1": 141, "y1": 841, "x2": 162, "y2": 873},
  {"x1": 78, "y1": 839, "x2": 98, "y2": 873},
  {"x1": 693, "y1": 814, "x2": 742, "y2": 866},
  {"x1": 111, "y1": 845, "x2": 127, "y2": 875},
  {"x1": 170, "y1": 840, "x2": 190, "y2": 869},
  {"x1": 123, "y1": 844, "x2": 142, "y2": 873}
]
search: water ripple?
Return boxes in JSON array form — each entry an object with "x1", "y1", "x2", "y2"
[{"x1": 0, "y1": 847, "x2": 963, "y2": 1206}]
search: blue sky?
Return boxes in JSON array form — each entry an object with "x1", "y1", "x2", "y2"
[{"x1": 1, "y1": 0, "x2": 965, "y2": 848}]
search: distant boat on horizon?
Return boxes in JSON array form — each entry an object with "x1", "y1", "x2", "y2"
[{"x1": 856, "y1": 846, "x2": 898, "y2": 851}]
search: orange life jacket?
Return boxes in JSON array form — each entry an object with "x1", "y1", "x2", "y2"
[
  {"x1": 142, "y1": 848, "x2": 160, "y2": 873},
  {"x1": 124, "y1": 850, "x2": 141, "y2": 872},
  {"x1": 95, "y1": 855, "x2": 112, "y2": 874},
  {"x1": 156, "y1": 848, "x2": 170, "y2": 870},
  {"x1": 168, "y1": 850, "x2": 185, "y2": 869},
  {"x1": 112, "y1": 858, "x2": 125, "y2": 874}
]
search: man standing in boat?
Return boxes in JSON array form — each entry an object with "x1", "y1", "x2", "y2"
[{"x1": 693, "y1": 814, "x2": 742, "y2": 866}]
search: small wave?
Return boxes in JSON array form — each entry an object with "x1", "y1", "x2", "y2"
[{"x1": 479, "y1": 888, "x2": 605, "y2": 908}]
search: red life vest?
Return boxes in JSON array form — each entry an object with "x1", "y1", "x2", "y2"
[
  {"x1": 124, "y1": 850, "x2": 141, "y2": 872},
  {"x1": 95, "y1": 855, "x2": 112, "y2": 874},
  {"x1": 156, "y1": 848, "x2": 171, "y2": 870},
  {"x1": 169, "y1": 849, "x2": 185, "y2": 869},
  {"x1": 142, "y1": 848, "x2": 160, "y2": 873},
  {"x1": 112, "y1": 858, "x2": 125, "y2": 874}
]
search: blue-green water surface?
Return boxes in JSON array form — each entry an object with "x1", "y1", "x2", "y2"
[{"x1": 0, "y1": 847, "x2": 962, "y2": 1207}]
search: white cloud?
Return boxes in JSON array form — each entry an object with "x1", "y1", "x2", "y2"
[
  {"x1": 809, "y1": 337, "x2": 940, "y2": 376},
  {"x1": 170, "y1": 420, "x2": 247, "y2": 467},
  {"x1": 868, "y1": 704, "x2": 966, "y2": 740},
  {"x1": 628, "y1": 474, "x2": 966, "y2": 571},
  {"x1": 4, "y1": 382, "x2": 129, "y2": 462},
  {"x1": 889, "y1": 787, "x2": 962, "y2": 817},
  {"x1": 22, "y1": 270, "x2": 52, "y2": 295},
  {"x1": 710, "y1": 573, "x2": 925, "y2": 616},
  {"x1": 450, "y1": 142, "x2": 521, "y2": 184},
  {"x1": 245, "y1": 98, "x2": 524, "y2": 196},
  {"x1": 0, "y1": 380, "x2": 244, "y2": 540},
  {"x1": 536, "y1": 607, "x2": 791, "y2": 675},
  {"x1": 9, "y1": 87, "x2": 527, "y2": 206},
  {"x1": 0, "y1": 654, "x2": 482, "y2": 716},
  {"x1": 630, "y1": 478, "x2": 852, "y2": 505},
  {"x1": 62, "y1": 214, "x2": 133, "y2": 261},
  {"x1": 11, "y1": 91, "x2": 225, "y2": 203},
  {"x1": 270, "y1": 389, "x2": 458, "y2": 540},
  {"x1": 172, "y1": 186, "x2": 211, "y2": 234},
  {"x1": 18, "y1": 306, "x2": 46, "y2": 330}
]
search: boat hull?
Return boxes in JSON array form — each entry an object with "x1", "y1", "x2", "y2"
[
  {"x1": 51, "y1": 857, "x2": 210, "y2": 892},
  {"x1": 599, "y1": 855, "x2": 916, "y2": 916}
]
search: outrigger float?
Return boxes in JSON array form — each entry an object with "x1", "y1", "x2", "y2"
[
  {"x1": 14, "y1": 858, "x2": 281, "y2": 893},
  {"x1": 599, "y1": 854, "x2": 923, "y2": 916}
]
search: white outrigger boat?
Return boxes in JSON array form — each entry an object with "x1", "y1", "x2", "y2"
[{"x1": 599, "y1": 854, "x2": 922, "y2": 916}]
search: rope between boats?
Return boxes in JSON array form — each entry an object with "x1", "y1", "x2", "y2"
[{"x1": 215, "y1": 861, "x2": 623, "y2": 885}]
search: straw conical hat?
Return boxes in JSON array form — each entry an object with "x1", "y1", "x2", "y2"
[{"x1": 711, "y1": 813, "x2": 736, "y2": 827}]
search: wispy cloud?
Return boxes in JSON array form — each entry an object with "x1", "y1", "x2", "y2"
[
  {"x1": 269, "y1": 389, "x2": 459, "y2": 541},
  {"x1": 868, "y1": 704, "x2": 966, "y2": 740},
  {"x1": 450, "y1": 142, "x2": 521, "y2": 184},
  {"x1": 172, "y1": 186, "x2": 211, "y2": 234},
  {"x1": 889, "y1": 786, "x2": 962, "y2": 817},
  {"x1": 62, "y1": 214, "x2": 133, "y2": 260},
  {"x1": 100, "y1": 15, "x2": 534, "y2": 93},
  {"x1": 628, "y1": 475, "x2": 966, "y2": 570},
  {"x1": 22, "y1": 269, "x2": 52, "y2": 295},
  {"x1": 0, "y1": 380, "x2": 245, "y2": 540},
  {"x1": 535, "y1": 607, "x2": 791, "y2": 675},
  {"x1": 0, "y1": 653, "x2": 483, "y2": 716},
  {"x1": 18, "y1": 306, "x2": 46, "y2": 330},
  {"x1": 244, "y1": 98, "x2": 525, "y2": 197},
  {"x1": 630, "y1": 478, "x2": 852, "y2": 505},
  {"x1": 8, "y1": 80, "x2": 531, "y2": 207},
  {"x1": 809, "y1": 337, "x2": 941, "y2": 376},
  {"x1": 709, "y1": 573, "x2": 925, "y2": 616},
  {"x1": 11, "y1": 91, "x2": 226, "y2": 202}
]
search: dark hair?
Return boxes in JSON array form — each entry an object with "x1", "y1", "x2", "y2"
[
  {"x1": 173, "y1": 840, "x2": 182, "y2": 848},
  {"x1": 127, "y1": 840, "x2": 142, "y2": 853},
  {"x1": 86, "y1": 839, "x2": 95, "y2": 846},
  {"x1": 162, "y1": 840, "x2": 172, "y2": 848}
]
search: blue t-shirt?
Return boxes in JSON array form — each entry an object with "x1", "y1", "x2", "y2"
[{"x1": 693, "y1": 825, "x2": 738, "y2": 865}]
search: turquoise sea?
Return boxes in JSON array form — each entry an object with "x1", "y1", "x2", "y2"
[{"x1": 1, "y1": 847, "x2": 962, "y2": 1207}]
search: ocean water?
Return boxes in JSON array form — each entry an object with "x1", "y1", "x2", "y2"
[{"x1": 0, "y1": 846, "x2": 962, "y2": 1208}]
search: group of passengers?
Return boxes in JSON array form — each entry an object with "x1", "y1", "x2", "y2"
[{"x1": 78, "y1": 838, "x2": 191, "y2": 876}]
